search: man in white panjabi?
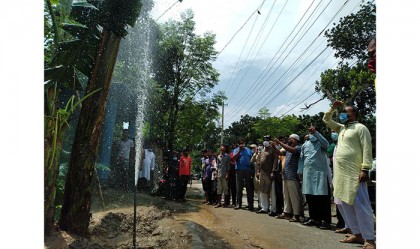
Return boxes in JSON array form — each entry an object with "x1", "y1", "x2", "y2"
[{"x1": 140, "y1": 148, "x2": 156, "y2": 188}]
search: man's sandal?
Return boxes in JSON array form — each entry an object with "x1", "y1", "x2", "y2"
[
  {"x1": 335, "y1": 227, "x2": 350, "y2": 234},
  {"x1": 339, "y1": 235, "x2": 364, "y2": 244},
  {"x1": 362, "y1": 241, "x2": 376, "y2": 249}
]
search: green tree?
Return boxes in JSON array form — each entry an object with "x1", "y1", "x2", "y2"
[
  {"x1": 175, "y1": 92, "x2": 225, "y2": 150},
  {"x1": 258, "y1": 107, "x2": 270, "y2": 119},
  {"x1": 153, "y1": 9, "x2": 219, "y2": 153},
  {"x1": 44, "y1": 0, "x2": 104, "y2": 235},
  {"x1": 315, "y1": 63, "x2": 376, "y2": 116},
  {"x1": 224, "y1": 114, "x2": 261, "y2": 145},
  {"x1": 295, "y1": 113, "x2": 330, "y2": 140},
  {"x1": 253, "y1": 115, "x2": 301, "y2": 140},
  {"x1": 324, "y1": 1, "x2": 376, "y2": 63},
  {"x1": 316, "y1": 2, "x2": 376, "y2": 116},
  {"x1": 59, "y1": 0, "x2": 142, "y2": 236}
]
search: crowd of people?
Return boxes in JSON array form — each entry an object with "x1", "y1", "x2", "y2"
[
  {"x1": 195, "y1": 101, "x2": 376, "y2": 249},
  {"x1": 108, "y1": 100, "x2": 376, "y2": 249}
]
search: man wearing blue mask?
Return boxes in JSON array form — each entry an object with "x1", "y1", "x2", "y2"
[
  {"x1": 323, "y1": 100, "x2": 375, "y2": 249},
  {"x1": 299, "y1": 126, "x2": 331, "y2": 229}
]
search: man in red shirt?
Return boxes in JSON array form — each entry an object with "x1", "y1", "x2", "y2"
[{"x1": 177, "y1": 149, "x2": 192, "y2": 201}]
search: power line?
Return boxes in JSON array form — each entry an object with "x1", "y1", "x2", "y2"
[
  {"x1": 244, "y1": 0, "x2": 337, "y2": 114},
  {"x1": 221, "y1": 1, "x2": 266, "y2": 94},
  {"x1": 234, "y1": 0, "x2": 289, "y2": 87},
  {"x1": 223, "y1": 13, "x2": 261, "y2": 95},
  {"x1": 224, "y1": 0, "x2": 319, "y2": 117},
  {"x1": 279, "y1": 91, "x2": 319, "y2": 118},
  {"x1": 155, "y1": 0, "x2": 182, "y2": 21},
  {"x1": 272, "y1": 49, "x2": 335, "y2": 116},
  {"x1": 223, "y1": 0, "x2": 363, "y2": 125},
  {"x1": 224, "y1": 46, "x2": 329, "y2": 125},
  {"x1": 226, "y1": 0, "x2": 279, "y2": 97},
  {"x1": 228, "y1": 0, "x2": 333, "y2": 117},
  {"x1": 217, "y1": 1, "x2": 266, "y2": 57},
  {"x1": 252, "y1": 46, "x2": 329, "y2": 113},
  {"x1": 227, "y1": 0, "x2": 353, "y2": 120}
]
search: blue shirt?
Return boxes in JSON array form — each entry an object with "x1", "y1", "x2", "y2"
[
  {"x1": 282, "y1": 145, "x2": 301, "y2": 180},
  {"x1": 233, "y1": 147, "x2": 253, "y2": 171},
  {"x1": 299, "y1": 132, "x2": 330, "y2": 195},
  {"x1": 204, "y1": 157, "x2": 215, "y2": 179}
]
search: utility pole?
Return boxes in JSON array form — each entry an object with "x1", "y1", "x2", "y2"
[{"x1": 221, "y1": 101, "x2": 225, "y2": 147}]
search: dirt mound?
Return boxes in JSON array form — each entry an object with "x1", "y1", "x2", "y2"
[{"x1": 45, "y1": 207, "x2": 189, "y2": 249}]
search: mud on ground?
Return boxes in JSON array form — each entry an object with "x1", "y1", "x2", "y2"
[{"x1": 44, "y1": 188, "x2": 231, "y2": 249}]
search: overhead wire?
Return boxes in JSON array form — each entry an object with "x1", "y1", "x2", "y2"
[
  {"x1": 155, "y1": 0, "x2": 182, "y2": 21},
  {"x1": 227, "y1": 0, "x2": 334, "y2": 118},
  {"x1": 279, "y1": 91, "x2": 318, "y2": 118},
  {"x1": 223, "y1": 0, "x2": 363, "y2": 125},
  {"x1": 221, "y1": 1, "x2": 266, "y2": 94},
  {"x1": 243, "y1": 0, "x2": 337, "y2": 115},
  {"x1": 217, "y1": 0, "x2": 266, "y2": 57},
  {"x1": 271, "y1": 49, "x2": 335, "y2": 116},
  {"x1": 224, "y1": 0, "x2": 319, "y2": 117},
  {"x1": 273, "y1": 0, "x2": 364, "y2": 116},
  {"x1": 237, "y1": 0, "x2": 289, "y2": 82},
  {"x1": 226, "y1": 0, "x2": 279, "y2": 97},
  {"x1": 222, "y1": 13, "x2": 261, "y2": 95},
  {"x1": 231, "y1": 0, "x2": 353, "y2": 119}
]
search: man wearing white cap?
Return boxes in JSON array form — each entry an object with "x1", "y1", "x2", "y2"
[
  {"x1": 273, "y1": 134, "x2": 302, "y2": 222},
  {"x1": 255, "y1": 135, "x2": 278, "y2": 214}
]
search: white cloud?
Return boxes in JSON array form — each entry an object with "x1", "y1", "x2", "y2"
[{"x1": 151, "y1": 0, "x2": 367, "y2": 126}]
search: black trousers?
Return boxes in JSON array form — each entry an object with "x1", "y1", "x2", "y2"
[
  {"x1": 236, "y1": 169, "x2": 253, "y2": 208},
  {"x1": 227, "y1": 169, "x2": 237, "y2": 205},
  {"x1": 177, "y1": 175, "x2": 190, "y2": 200},
  {"x1": 305, "y1": 194, "x2": 332, "y2": 224},
  {"x1": 274, "y1": 175, "x2": 284, "y2": 213},
  {"x1": 116, "y1": 158, "x2": 134, "y2": 192},
  {"x1": 165, "y1": 172, "x2": 178, "y2": 200}
]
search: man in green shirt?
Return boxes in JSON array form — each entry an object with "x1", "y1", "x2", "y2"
[{"x1": 323, "y1": 100, "x2": 375, "y2": 249}]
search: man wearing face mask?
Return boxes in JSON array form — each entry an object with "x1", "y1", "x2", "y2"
[
  {"x1": 255, "y1": 136, "x2": 278, "y2": 214},
  {"x1": 273, "y1": 134, "x2": 302, "y2": 222},
  {"x1": 323, "y1": 100, "x2": 375, "y2": 249},
  {"x1": 299, "y1": 126, "x2": 331, "y2": 229}
]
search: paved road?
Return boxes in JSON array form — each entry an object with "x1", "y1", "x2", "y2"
[{"x1": 176, "y1": 180, "x2": 373, "y2": 249}]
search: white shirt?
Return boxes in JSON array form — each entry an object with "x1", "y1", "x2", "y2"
[
  {"x1": 118, "y1": 139, "x2": 134, "y2": 159},
  {"x1": 140, "y1": 149, "x2": 156, "y2": 181}
]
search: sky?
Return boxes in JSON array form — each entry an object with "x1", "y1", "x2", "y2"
[
  {"x1": 151, "y1": 0, "x2": 365, "y2": 127},
  {"x1": 1, "y1": 0, "x2": 420, "y2": 247}
]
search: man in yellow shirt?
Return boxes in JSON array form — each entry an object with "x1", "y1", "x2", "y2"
[{"x1": 323, "y1": 100, "x2": 375, "y2": 249}]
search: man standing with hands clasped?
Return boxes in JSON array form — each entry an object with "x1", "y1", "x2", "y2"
[
  {"x1": 256, "y1": 135, "x2": 278, "y2": 214},
  {"x1": 323, "y1": 100, "x2": 375, "y2": 249}
]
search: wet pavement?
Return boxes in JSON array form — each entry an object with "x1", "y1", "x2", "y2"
[{"x1": 175, "y1": 179, "x2": 373, "y2": 249}]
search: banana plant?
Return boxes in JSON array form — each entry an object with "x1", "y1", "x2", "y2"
[
  {"x1": 58, "y1": 0, "x2": 142, "y2": 236},
  {"x1": 44, "y1": 82, "x2": 100, "y2": 235}
]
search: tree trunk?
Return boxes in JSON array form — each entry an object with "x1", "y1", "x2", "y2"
[
  {"x1": 44, "y1": 86, "x2": 68, "y2": 236},
  {"x1": 59, "y1": 29, "x2": 121, "y2": 236},
  {"x1": 44, "y1": 122, "x2": 65, "y2": 236},
  {"x1": 166, "y1": 86, "x2": 180, "y2": 153}
]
